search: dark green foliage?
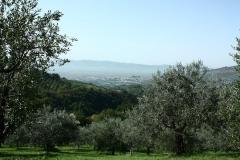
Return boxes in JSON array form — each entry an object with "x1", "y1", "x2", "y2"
[
  {"x1": 37, "y1": 72, "x2": 137, "y2": 119},
  {"x1": 90, "y1": 108, "x2": 126, "y2": 122},
  {"x1": 111, "y1": 84, "x2": 144, "y2": 96},
  {"x1": 5, "y1": 125, "x2": 30, "y2": 148}
]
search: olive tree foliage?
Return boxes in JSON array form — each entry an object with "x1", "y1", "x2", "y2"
[
  {"x1": 132, "y1": 61, "x2": 218, "y2": 154},
  {"x1": 29, "y1": 107, "x2": 79, "y2": 151},
  {"x1": 5, "y1": 124, "x2": 30, "y2": 147},
  {"x1": 212, "y1": 80, "x2": 240, "y2": 152},
  {"x1": 89, "y1": 118, "x2": 125, "y2": 155},
  {"x1": 122, "y1": 97, "x2": 161, "y2": 155},
  {"x1": 195, "y1": 83, "x2": 234, "y2": 151},
  {"x1": 0, "y1": 0, "x2": 75, "y2": 143},
  {"x1": 222, "y1": 90, "x2": 240, "y2": 150},
  {"x1": 119, "y1": 118, "x2": 142, "y2": 155},
  {"x1": 219, "y1": 40, "x2": 240, "y2": 150},
  {"x1": 232, "y1": 37, "x2": 240, "y2": 72},
  {"x1": 74, "y1": 126, "x2": 91, "y2": 149}
]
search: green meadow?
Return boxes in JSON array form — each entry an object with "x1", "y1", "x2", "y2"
[{"x1": 0, "y1": 146, "x2": 239, "y2": 160}]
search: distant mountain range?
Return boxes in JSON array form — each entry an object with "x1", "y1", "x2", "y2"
[
  {"x1": 51, "y1": 60, "x2": 239, "y2": 86},
  {"x1": 53, "y1": 60, "x2": 169, "y2": 75}
]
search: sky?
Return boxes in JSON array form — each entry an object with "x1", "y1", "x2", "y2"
[{"x1": 39, "y1": 0, "x2": 240, "y2": 68}]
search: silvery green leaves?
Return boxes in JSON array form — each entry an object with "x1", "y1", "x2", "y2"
[
  {"x1": 127, "y1": 61, "x2": 218, "y2": 154},
  {"x1": 0, "y1": 0, "x2": 75, "y2": 144}
]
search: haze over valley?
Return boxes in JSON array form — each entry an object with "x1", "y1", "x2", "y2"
[{"x1": 52, "y1": 60, "x2": 237, "y2": 86}]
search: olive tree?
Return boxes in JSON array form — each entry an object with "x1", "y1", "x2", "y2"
[
  {"x1": 194, "y1": 83, "x2": 233, "y2": 151},
  {"x1": 75, "y1": 126, "x2": 91, "y2": 150},
  {"x1": 5, "y1": 124, "x2": 30, "y2": 147},
  {"x1": 29, "y1": 108, "x2": 79, "y2": 152},
  {"x1": 123, "y1": 96, "x2": 161, "y2": 155},
  {"x1": 89, "y1": 118, "x2": 124, "y2": 155},
  {"x1": 135, "y1": 61, "x2": 216, "y2": 154},
  {"x1": 119, "y1": 118, "x2": 141, "y2": 155},
  {"x1": 0, "y1": 0, "x2": 75, "y2": 144},
  {"x1": 219, "y1": 36, "x2": 240, "y2": 152},
  {"x1": 227, "y1": 36, "x2": 240, "y2": 150}
]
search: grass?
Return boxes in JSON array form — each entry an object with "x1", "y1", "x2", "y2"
[{"x1": 0, "y1": 146, "x2": 239, "y2": 160}]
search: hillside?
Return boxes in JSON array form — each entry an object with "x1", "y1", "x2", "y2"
[
  {"x1": 39, "y1": 66, "x2": 238, "y2": 123},
  {"x1": 36, "y1": 72, "x2": 138, "y2": 124},
  {"x1": 207, "y1": 66, "x2": 238, "y2": 82}
]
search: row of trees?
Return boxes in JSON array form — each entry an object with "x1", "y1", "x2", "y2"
[
  {"x1": 5, "y1": 60, "x2": 240, "y2": 155},
  {"x1": 78, "y1": 61, "x2": 240, "y2": 155},
  {"x1": 77, "y1": 61, "x2": 239, "y2": 155},
  {"x1": 6, "y1": 107, "x2": 79, "y2": 152}
]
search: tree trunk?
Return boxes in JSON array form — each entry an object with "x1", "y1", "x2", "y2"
[
  {"x1": 146, "y1": 147, "x2": 151, "y2": 155},
  {"x1": 111, "y1": 147, "x2": 115, "y2": 155},
  {"x1": 129, "y1": 148, "x2": 133, "y2": 156},
  {"x1": 45, "y1": 143, "x2": 55, "y2": 154},
  {"x1": 175, "y1": 132, "x2": 185, "y2": 155},
  {"x1": 0, "y1": 86, "x2": 8, "y2": 147},
  {"x1": 0, "y1": 109, "x2": 5, "y2": 147}
]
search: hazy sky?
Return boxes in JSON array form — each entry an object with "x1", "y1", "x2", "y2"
[{"x1": 39, "y1": 0, "x2": 240, "y2": 68}]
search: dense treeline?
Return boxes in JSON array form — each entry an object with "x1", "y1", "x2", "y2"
[
  {"x1": 36, "y1": 72, "x2": 137, "y2": 122},
  {"x1": 6, "y1": 70, "x2": 138, "y2": 126}
]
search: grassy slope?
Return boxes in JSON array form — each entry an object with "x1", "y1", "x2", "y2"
[{"x1": 0, "y1": 147, "x2": 239, "y2": 160}]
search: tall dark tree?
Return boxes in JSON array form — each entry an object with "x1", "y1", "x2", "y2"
[{"x1": 0, "y1": 0, "x2": 75, "y2": 144}]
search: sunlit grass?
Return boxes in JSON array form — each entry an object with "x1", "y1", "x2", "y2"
[{"x1": 0, "y1": 146, "x2": 240, "y2": 160}]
